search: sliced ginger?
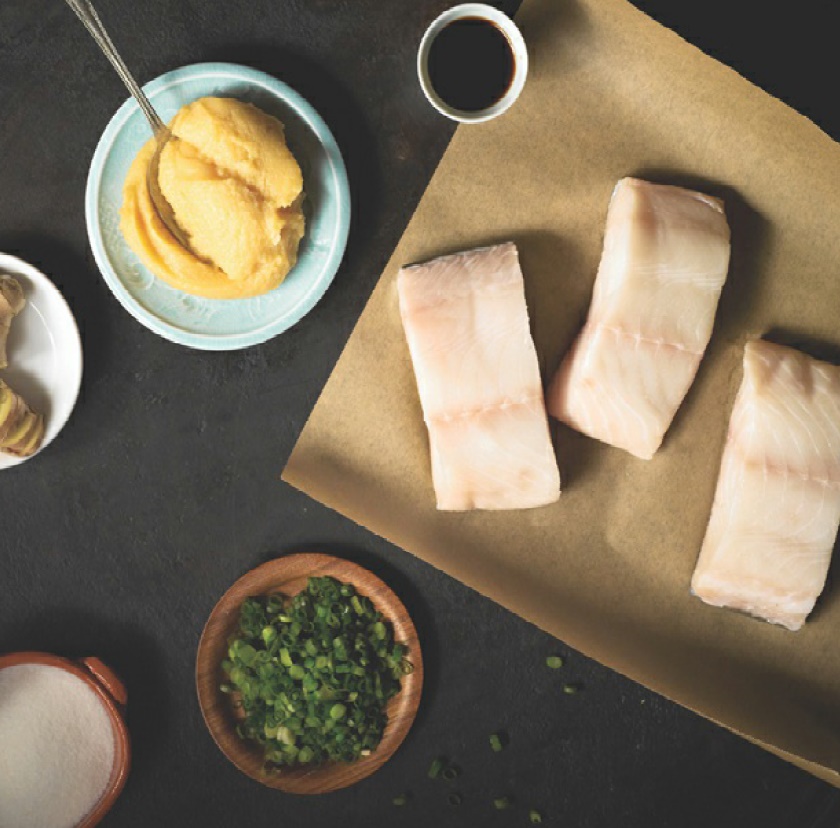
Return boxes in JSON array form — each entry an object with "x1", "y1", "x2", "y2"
[
  {"x1": 0, "y1": 379, "x2": 45, "y2": 457},
  {"x1": 0, "y1": 275, "x2": 45, "y2": 458},
  {"x1": 0, "y1": 274, "x2": 26, "y2": 369}
]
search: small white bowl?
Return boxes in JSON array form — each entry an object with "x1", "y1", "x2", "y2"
[
  {"x1": 0, "y1": 253, "x2": 83, "y2": 470},
  {"x1": 417, "y1": 3, "x2": 528, "y2": 124}
]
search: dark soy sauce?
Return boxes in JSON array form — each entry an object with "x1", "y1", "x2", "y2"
[{"x1": 427, "y1": 17, "x2": 515, "y2": 112}]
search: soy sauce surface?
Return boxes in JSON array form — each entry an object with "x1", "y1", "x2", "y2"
[{"x1": 427, "y1": 17, "x2": 515, "y2": 112}]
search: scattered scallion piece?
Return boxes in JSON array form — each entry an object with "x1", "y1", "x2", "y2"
[
  {"x1": 493, "y1": 796, "x2": 514, "y2": 810},
  {"x1": 392, "y1": 793, "x2": 409, "y2": 806},
  {"x1": 448, "y1": 792, "x2": 463, "y2": 806},
  {"x1": 220, "y1": 576, "x2": 412, "y2": 768},
  {"x1": 546, "y1": 655, "x2": 564, "y2": 669},
  {"x1": 489, "y1": 732, "x2": 505, "y2": 752},
  {"x1": 563, "y1": 682, "x2": 581, "y2": 695},
  {"x1": 529, "y1": 808, "x2": 543, "y2": 823},
  {"x1": 428, "y1": 757, "x2": 445, "y2": 779}
]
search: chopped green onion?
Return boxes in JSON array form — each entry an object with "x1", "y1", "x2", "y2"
[
  {"x1": 276, "y1": 726, "x2": 295, "y2": 746},
  {"x1": 392, "y1": 793, "x2": 408, "y2": 806},
  {"x1": 442, "y1": 765, "x2": 459, "y2": 781},
  {"x1": 297, "y1": 746, "x2": 314, "y2": 763},
  {"x1": 428, "y1": 757, "x2": 444, "y2": 779},
  {"x1": 563, "y1": 682, "x2": 581, "y2": 695},
  {"x1": 237, "y1": 644, "x2": 257, "y2": 666},
  {"x1": 262, "y1": 627, "x2": 277, "y2": 646},
  {"x1": 448, "y1": 792, "x2": 463, "y2": 806},
  {"x1": 493, "y1": 796, "x2": 514, "y2": 810},
  {"x1": 546, "y1": 655, "x2": 564, "y2": 669},
  {"x1": 219, "y1": 576, "x2": 412, "y2": 768},
  {"x1": 490, "y1": 732, "x2": 505, "y2": 752},
  {"x1": 529, "y1": 808, "x2": 543, "y2": 823}
]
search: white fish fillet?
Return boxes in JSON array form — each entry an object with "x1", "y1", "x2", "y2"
[
  {"x1": 692, "y1": 340, "x2": 840, "y2": 631},
  {"x1": 548, "y1": 178, "x2": 731, "y2": 459},
  {"x1": 397, "y1": 242, "x2": 560, "y2": 511}
]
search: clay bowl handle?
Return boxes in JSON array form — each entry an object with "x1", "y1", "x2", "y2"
[{"x1": 80, "y1": 657, "x2": 128, "y2": 708}]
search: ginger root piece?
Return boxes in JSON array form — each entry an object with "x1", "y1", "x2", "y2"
[
  {"x1": 0, "y1": 274, "x2": 26, "y2": 369},
  {"x1": 0, "y1": 378, "x2": 45, "y2": 458}
]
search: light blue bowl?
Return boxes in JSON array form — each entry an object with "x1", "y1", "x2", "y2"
[{"x1": 85, "y1": 62, "x2": 350, "y2": 350}]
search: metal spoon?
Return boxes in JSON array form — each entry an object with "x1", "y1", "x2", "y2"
[{"x1": 64, "y1": 0, "x2": 193, "y2": 254}]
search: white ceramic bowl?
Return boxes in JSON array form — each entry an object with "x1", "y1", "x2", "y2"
[
  {"x1": 417, "y1": 3, "x2": 528, "y2": 124},
  {"x1": 0, "y1": 253, "x2": 83, "y2": 470}
]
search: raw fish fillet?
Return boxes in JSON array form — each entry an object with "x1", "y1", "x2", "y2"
[
  {"x1": 692, "y1": 340, "x2": 840, "y2": 631},
  {"x1": 547, "y1": 178, "x2": 731, "y2": 459},
  {"x1": 397, "y1": 242, "x2": 560, "y2": 511}
]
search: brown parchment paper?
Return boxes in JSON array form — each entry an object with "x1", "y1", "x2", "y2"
[{"x1": 284, "y1": 0, "x2": 840, "y2": 784}]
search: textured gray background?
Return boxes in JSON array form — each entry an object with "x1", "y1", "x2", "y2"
[{"x1": 1, "y1": 1, "x2": 839, "y2": 826}]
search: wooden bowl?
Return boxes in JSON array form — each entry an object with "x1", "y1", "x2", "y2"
[
  {"x1": 195, "y1": 553, "x2": 423, "y2": 793},
  {"x1": 0, "y1": 651, "x2": 131, "y2": 827}
]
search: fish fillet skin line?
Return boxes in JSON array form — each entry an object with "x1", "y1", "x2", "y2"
[
  {"x1": 397, "y1": 242, "x2": 560, "y2": 511},
  {"x1": 548, "y1": 177, "x2": 731, "y2": 459},
  {"x1": 692, "y1": 339, "x2": 840, "y2": 631}
]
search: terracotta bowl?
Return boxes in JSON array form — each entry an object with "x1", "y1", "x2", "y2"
[
  {"x1": 0, "y1": 651, "x2": 131, "y2": 827},
  {"x1": 196, "y1": 553, "x2": 423, "y2": 794}
]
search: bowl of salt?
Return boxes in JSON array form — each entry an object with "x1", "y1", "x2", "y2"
[{"x1": 0, "y1": 652, "x2": 130, "y2": 828}]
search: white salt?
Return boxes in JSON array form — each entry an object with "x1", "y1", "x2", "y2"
[{"x1": 0, "y1": 664, "x2": 116, "y2": 828}]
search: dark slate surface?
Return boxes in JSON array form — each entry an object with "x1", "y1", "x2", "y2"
[{"x1": 1, "y1": 1, "x2": 839, "y2": 826}]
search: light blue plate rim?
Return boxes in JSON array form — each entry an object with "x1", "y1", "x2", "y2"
[{"x1": 84, "y1": 62, "x2": 351, "y2": 351}]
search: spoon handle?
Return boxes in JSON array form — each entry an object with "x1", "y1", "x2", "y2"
[{"x1": 63, "y1": 0, "x2": 167, "y2": 137}]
